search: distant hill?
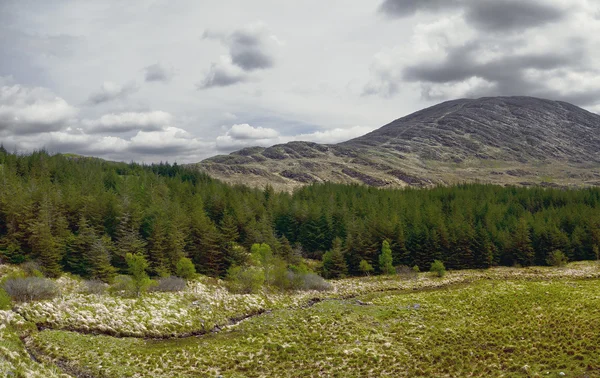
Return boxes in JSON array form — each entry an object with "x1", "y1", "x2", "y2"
[{"x1": 196, "y1": 97, "x2": 600, "y2": 190}]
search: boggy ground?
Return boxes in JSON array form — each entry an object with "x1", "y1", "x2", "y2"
[{"x1": 2, "y1": 262, "x2": 600, "y2": 377}]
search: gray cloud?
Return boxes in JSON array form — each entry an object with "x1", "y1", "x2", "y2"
[
  {"x1": 203, "y1": 23, "x2": 277, "y2": 72},
  {"x1": 378, "y1": 0, "x2": 462, "y2": 18},
  {"x1": 400, "y1": 39, "x2": 600, "y2": 106},
  {"x1": 379, "y1": 0, "x2": 565, "y2": 32},
  {"x1": 197, "y1": 57, "x2": 248, "y2": 89},
  {"x1": 87, "y1": 81, "x2": 139, "y2": 105},
  {"x1": 228, "y1": 29, "x2": 275, "y2": 70},
  {"x1": 144, "y1": 63, "x2": 171, "y2": 82},
  {"x1": 465, "y1": 1, "x2": 565, "y2": 32},
  {"x1": 199, "y1": 23, "x2": 278, "y2": 88}
]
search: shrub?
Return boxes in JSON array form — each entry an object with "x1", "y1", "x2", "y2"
[
  {"x1": 359, "y1": 260, "x2": 374, "y2": 276},
  {"x1": 412, "y1": 265, "x2": 420, "y2": 273},
  {"x1": 395, "y1": 265, "x2": 418, "y2": 280},
  {"x1": 175, "y1": 257, "x2": 197, "y2": 280},
  {"x1": 226, "y1": 265, "x2": 265, "y2": 294},
  {"x1": 430, "y1": 260, "x2": 446, "y2": 278},
  {"x1": 547, "y1": 250, "x2": 568, "y2": 267},
  {"x1": 297, "y1": 272, "x2": 332, "y2": 292},
  {"x1": 151, "y1": 276, "x2": 187, "y2": 292},
  {"x1": 2, "y1": 276, "x2": 59, "y2": 302},
  {"x1": 20, "y1": 261, "x2": 44, "y2": 277},
  {"x1": 84, "y1": 279, "x2": 109, "y2": 295},
  {"x1": 108, "y1": 275, "x2": 136, "y2": 297},
  {"x1": 0, "y1": 287, "x2": 12, "y2": 309}
]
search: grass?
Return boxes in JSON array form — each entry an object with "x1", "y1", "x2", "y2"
[
  {"x1": 29, "y1": 277, "x2": 600, "y2": 377},
  {"x1": 2, "y1": 262, "x2": 600, "y2": 377},
  {"x1": 0, "y1": 311, "x2": 70, "y2": 377}
]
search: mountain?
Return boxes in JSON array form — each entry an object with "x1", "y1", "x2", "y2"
[{"x1": 196, "y1": 96, "x2": 600, "y2": 190}]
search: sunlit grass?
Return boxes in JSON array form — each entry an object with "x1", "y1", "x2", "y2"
[{"x1": 30, "y1": 277, "x2": 600, "y2": 377}]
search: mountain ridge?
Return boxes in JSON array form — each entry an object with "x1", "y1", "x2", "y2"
[{"x1": 197, "y1": 96, "x2": 600, "y2": 190}]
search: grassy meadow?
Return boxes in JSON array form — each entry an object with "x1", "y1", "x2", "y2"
[{"x1": 2, "y1": 262, "x2": 600, "y2": 377}]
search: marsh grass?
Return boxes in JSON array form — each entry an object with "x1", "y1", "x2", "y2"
[{"x1": 30, "y1": 278, "x2": 600, "y2": 377}]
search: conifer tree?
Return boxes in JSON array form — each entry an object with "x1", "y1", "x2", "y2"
[{"x1": 322, "y1": 237, "x2": 347, "y2": 279}]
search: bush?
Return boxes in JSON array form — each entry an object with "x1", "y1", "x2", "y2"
[
  {"x1": 20, "y1": 261, "x2": 44, "y2": 277},
  {"x1": 297, "y1": 272, "x2": 332, "y2": 292},
  {"x1": 0, "y1": 287, "x2": 12, "y2": 309},
  {"x1": 226, "y1": 265, "x2": 265, "y2": 294},
  {"x1": 108, "y1": 275, "x2": 136, "y2": 297},
  {"x1": 84, "y1": 279, "x2": 109, "y2": 295},
  {"x1": 395, "y1": 265, "x2": 418, "y2": 280},
  {"x1": 430, "y1": 260, "x2": 446, "y2": 278},
  {"x1": 359, "y1": 260, "x2": 374, "y2": 276},
  {"x1": 151, "y1": 276, "x2": 187, "y2": 292},
  {"x1": 175, "y1": 257, "x2": 197, "y2": 279},
  {"x1": 547, "y1": 250, "x2": 568, "y2": 267},
  {"x1": 2, "y1": 276, "x2": 59, "y2": 302}
]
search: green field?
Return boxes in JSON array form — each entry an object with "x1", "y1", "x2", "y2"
[
  {"x1": 2, "y1": 263, "x2": 600, "y2": 377},
  {"x1": 20, "y1": 270, "x2": 600, "y2": 377}
]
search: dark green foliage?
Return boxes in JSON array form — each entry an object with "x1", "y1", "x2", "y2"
[
  {"x1": 546, "y1": 250, "x2": 568, "y2": 267},
  {"x1": 321, "y1": 238, "x2": 348, "y2": 279},
  {"x1": 0, "y1": 149, "x2": 599, "y2": 280}
]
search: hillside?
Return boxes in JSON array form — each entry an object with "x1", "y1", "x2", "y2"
[{"x1": 197, "y1": 96, "x2": 600, "y2": 190}]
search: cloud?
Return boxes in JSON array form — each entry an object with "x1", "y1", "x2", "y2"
[
  {"x1": 379, "y1": 0, "x2": 565, "y2": 32},
  {"x1": 0, "y1": 78, "x2": 77, "y2": 135},
  {"x1": 86, "y1": 81, "x2": 139, "y2": 105},
  {"x1": 365, "y1": 8, "x2": 600, "y2": 108},
  {"x1": 401, "y1": 39, "x2": 599, "y2": 103},
  {"x1": 144, "y1": 63, "x2": 172, "y2": 82},
  {"x1": 83, "y1": 111, "x2": 173, "y2": 134},
  {"x1": 379, "y1": 0, "x2": 462, "y2": 18},
  {"x1": 128, "y1": 126, "x2": 209, "y2": 155},
  {"x1": 227, "y1": 123, "x2": 279, "y2": 140},
  {"x1": 197, "y1": 56, "x2": 248, "y2": 89},
  {"x1": 215, "y1": 123, "x2": 375, "y2": 152},
  {"x1": 204, "y1": 22, "x2": 278, "y2": 71},
  {"x1": 199, "y1": 22, "x2": 279, "y2": 88},
  {"x1": 465, "y1": 1, "x2": 565, "y2": 32}
]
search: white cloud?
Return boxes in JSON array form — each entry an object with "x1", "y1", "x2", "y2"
[
  {"x1": 215, "y1": 123, "x2": 375, "y2": 152},
  {"x1": 0, "y1": 78, "x2": 76, "y2": 135},
  {"x1": 129, "y1": 126, "x2": 209, "y2": 155},
  {"x1": 83, "y1": 111, "x2": 173, "y2": 134},
  {"x1": 227, "y1": 123, "x2": 279, "y2": 140}
]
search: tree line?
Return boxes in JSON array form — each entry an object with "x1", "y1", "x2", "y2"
[{"x1": 0, "y1": 148, "x2": 599, "y2": 280}]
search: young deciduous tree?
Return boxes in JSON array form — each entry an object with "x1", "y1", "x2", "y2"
[
  {"x1": 379, "y1": 240, "x2": 395, "y2": 275},
  {"x1": 125, "y1": 253, "x2": 153, "y2": 297}
]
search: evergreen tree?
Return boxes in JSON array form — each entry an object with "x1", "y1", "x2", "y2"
[
  {"x1": 511, "y1": 219, "x2": 535, "y2": 266},
  {"x1": 322, "y1": 237, "x2": 347, "y2": 279}
]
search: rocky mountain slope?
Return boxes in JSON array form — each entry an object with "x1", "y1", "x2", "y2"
[{"x1": 196, "y1": 97, "x2": 600, "y2": 190}]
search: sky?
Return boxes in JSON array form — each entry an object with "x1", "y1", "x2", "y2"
[{"x1": 1, "y1": 0, "x2": 599, "y2": 163}]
